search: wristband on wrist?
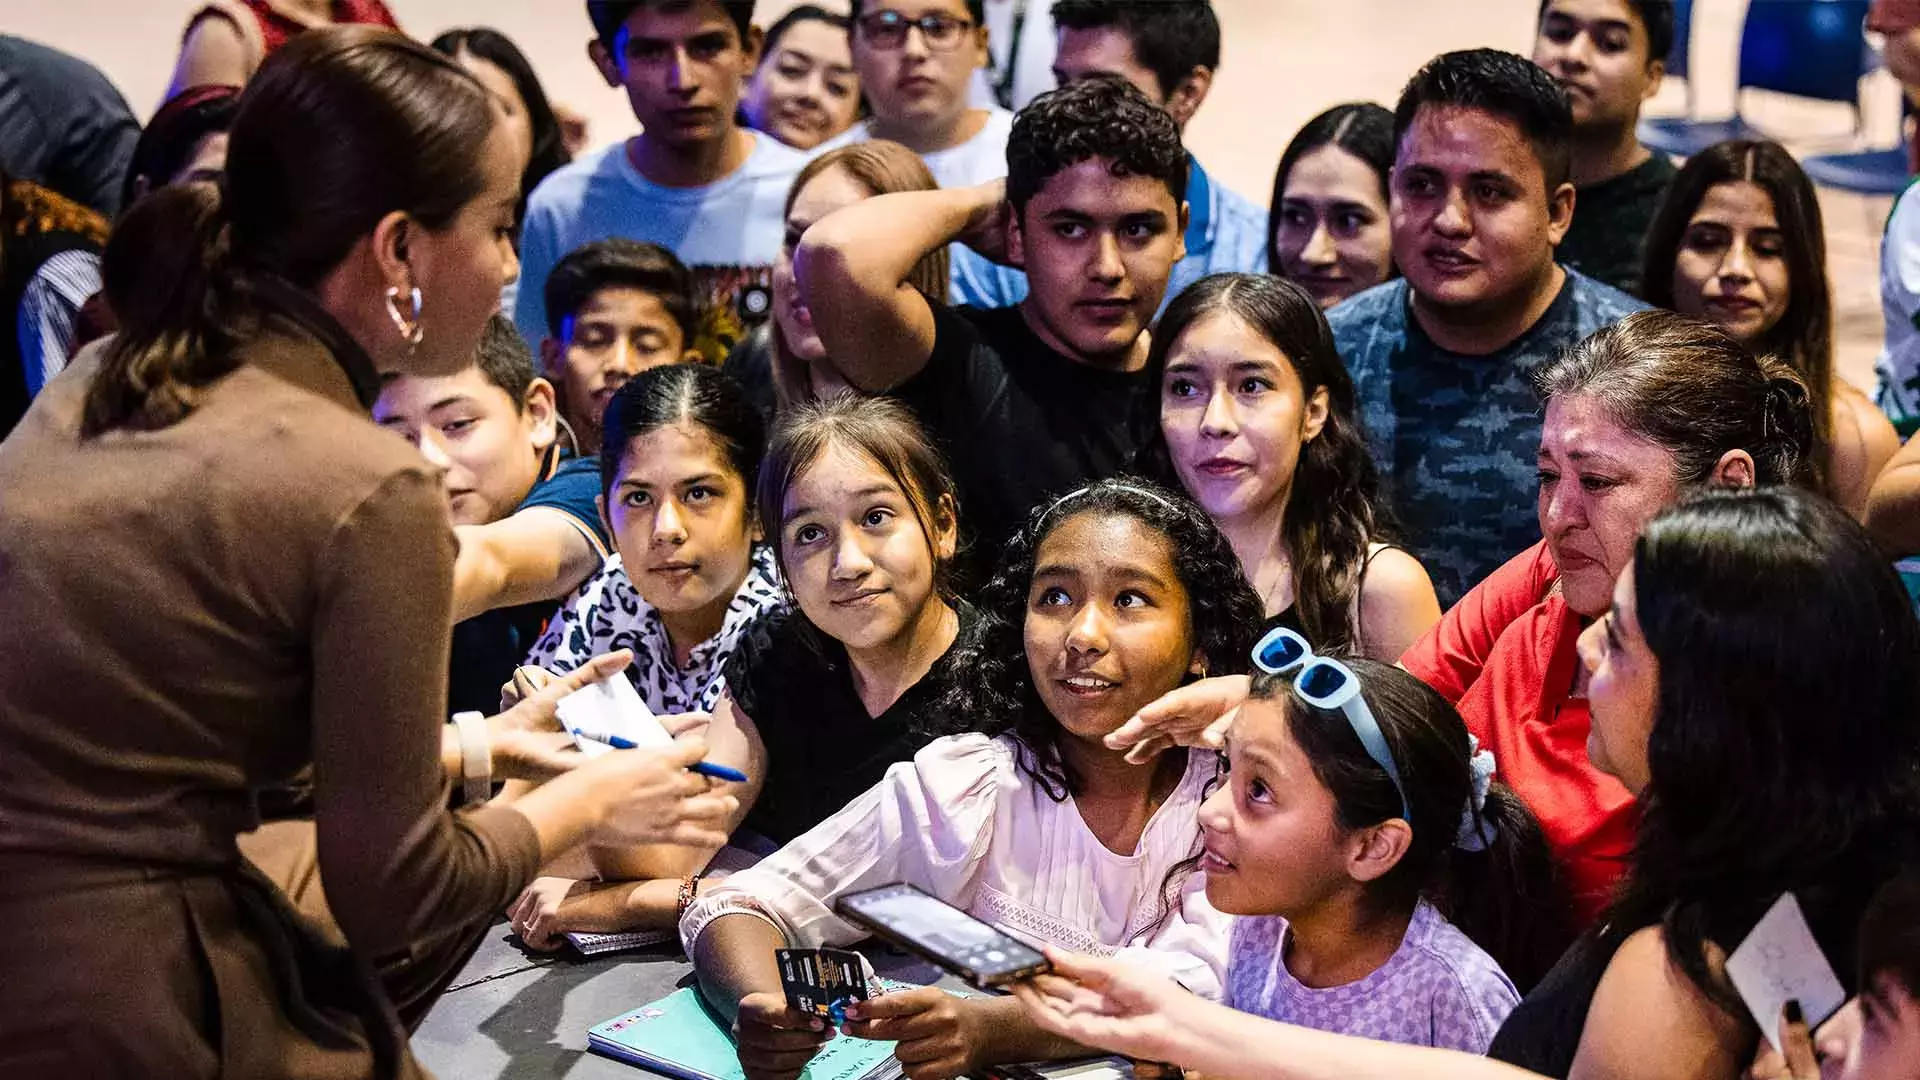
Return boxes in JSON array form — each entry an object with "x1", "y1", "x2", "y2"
[
  {"x1": 451, "y1": 711, "x2": 492, "y2": 806},
  {"x1": 677, "y1": 872, "x2": 705, "y2": 919}
]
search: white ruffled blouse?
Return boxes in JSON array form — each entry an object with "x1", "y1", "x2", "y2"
[{"x1": 679, "y1": 732, "x2": 1232, "y2": 999}]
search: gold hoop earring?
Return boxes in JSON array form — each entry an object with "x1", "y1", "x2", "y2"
[{"x1": 385, "y1": 285, "x2": 424, "y2": 351}]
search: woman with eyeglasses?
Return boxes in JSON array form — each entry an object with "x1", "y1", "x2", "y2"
[
  {"x1": 1017, "y1": 486, "x2": 1920, "y2": 1080},
  {"x1": 844, "y1": 0, "x2": 1013, "y2": 190},
  {"x1": 1116, "y1": 311, "x2": 1816, "y2": 932},
  {"x1": 1199, "y1": 630, "x2": 1562, "y2": 1051}
]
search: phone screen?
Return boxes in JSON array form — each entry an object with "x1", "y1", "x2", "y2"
[{"x1": 838, "y1": 883, "x2": 1049, "y2": 985}]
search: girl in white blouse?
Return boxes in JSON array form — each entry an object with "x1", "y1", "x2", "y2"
[{"x1": 681, "y1": 479, "x2": 1267, "y2": 1080}]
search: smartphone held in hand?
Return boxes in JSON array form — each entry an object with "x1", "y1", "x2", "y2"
[{"x1": 836, "y1": 882, "x2": 1052, "y2": 989}]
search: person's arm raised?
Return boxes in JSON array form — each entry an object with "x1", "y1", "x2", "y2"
[{"x1": 795, "y1": 181, "x2": 1009, "y2": 393}]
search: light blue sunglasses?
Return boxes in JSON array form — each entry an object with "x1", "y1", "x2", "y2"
[{"x1": 1252, "y1": 626, "x2": 1411, "y2": 822}]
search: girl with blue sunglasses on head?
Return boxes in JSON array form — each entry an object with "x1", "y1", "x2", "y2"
[{"x1": 1198, "y1": 627, "x2": 1566, "y2": 1053}]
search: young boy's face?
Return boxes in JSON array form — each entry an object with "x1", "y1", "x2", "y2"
[
  {"x1": 375, "y1": 366, "x2": 556, "y2": 528},
  {"x1": 1533, "y1": 0, "x2": 1663, "y2": 134},
  {"x1": 592, "y1": 0, "x2": 760, "y2": 152},
  {"x1": 1390, "y1": 103, "x2": 1573, "y2": 314},
  {"x1": 1007, "y1": 158, "x2": 1187, "y2": 364},
  {"x1": 542, "y1": 286, "x2": 696, "y2": 448},
  {"x1": 852, "y1": 0, "x2": 987, "y2": 138}
]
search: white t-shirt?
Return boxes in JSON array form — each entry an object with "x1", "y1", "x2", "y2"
[
  {"x1": 514, "y1": 132, "x2": 811, "y2": 354},
  {"x1": 1876, "y1": 181, "x2": 1920, "y2": 431},
  {"x1": 973, "y1": 0, "x2": 1057, "y2": 111},
  {"x1": 680, "y1": 732, "x2": 1232, "y2": 999},
  {"x1": 840, "y1": 107, "x2": 1016, "y2": 191}
]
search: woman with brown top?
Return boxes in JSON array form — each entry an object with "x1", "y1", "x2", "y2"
[{"x1": 0, "y1": 28, "x2": 736, "y2": 1079}]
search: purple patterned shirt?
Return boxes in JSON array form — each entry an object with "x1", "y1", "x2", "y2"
[{"x1": 1226, "y1": 901, "x2": 1519, "y2": 1052}]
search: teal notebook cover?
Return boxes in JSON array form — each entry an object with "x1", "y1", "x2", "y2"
[{"x1": 587, "y1": 987, "x2": 903, "y2": 1080}]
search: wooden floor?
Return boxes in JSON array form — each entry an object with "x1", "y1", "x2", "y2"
[{"x1": 9, "y1": 0, "x2": 1903, "y2": 388}]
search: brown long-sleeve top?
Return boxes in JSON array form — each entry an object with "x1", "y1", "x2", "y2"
[{"x1": 0, "y1": 296, "x2": 539, "y2": 959}]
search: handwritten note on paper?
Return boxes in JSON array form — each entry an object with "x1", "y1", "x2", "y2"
[
  {"x1": 1726, "y1": 892, "x2": 1846, "y2": 1053},
  {"x1": 556, "y1": 669, "x2": 673, "y2": 757}
]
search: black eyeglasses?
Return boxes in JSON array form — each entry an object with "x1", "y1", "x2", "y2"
[{"x1": 856, "y1": 10, "x2": 975, "y2": 52}]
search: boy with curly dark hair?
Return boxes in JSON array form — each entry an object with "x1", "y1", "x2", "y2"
[{"x1": 794, "y1": 75, "x2": 1188, "y2": 572}]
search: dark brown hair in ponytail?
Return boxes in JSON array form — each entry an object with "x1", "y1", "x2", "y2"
[
  {"x1": 83, "y1": 26, "x2": 496, "y2": 436},
  {"x1": 1532, "y1": 309, "x2": 1815, "y2": 491}
]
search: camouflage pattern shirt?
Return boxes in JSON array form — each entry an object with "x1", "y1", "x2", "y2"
[{"x1": 1329, "y1": 271, "x2": 1648, "y2": 604}]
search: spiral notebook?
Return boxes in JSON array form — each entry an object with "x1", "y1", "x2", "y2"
[{"x1": 586, "y1": 986, "x2": 903, "y2": 1080}]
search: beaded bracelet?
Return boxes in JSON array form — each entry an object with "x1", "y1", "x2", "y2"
[{"x1": 677, "y1": 872, "x2": 705, "y2": 919}]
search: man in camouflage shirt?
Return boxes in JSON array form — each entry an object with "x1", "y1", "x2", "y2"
[
  {"x1": 1329, "y1": 48, "x2": 1647, "y2": 605},
  {"x1": 1532, "y1": 0, "x2": 1677, "y2": 297}
]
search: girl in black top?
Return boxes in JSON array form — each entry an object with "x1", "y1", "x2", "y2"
[{"x1": 513, "y1": 392, "x2": 973, "y2": 946}]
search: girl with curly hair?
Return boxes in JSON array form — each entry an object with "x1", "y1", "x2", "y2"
[{"x1": 683, "y1": 478, "x2": 1263, "y2": 1080}]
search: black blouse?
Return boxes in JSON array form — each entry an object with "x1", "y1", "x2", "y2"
[{"x1": 725, "y1": 602, "x2": 978, "y2": 845}]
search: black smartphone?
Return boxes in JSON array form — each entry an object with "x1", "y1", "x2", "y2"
[{"x1": 835, "y1": 882, "x2": 1052, "y2": 989}]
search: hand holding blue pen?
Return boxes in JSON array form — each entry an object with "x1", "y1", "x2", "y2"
[{"x1": 571, "y1": 728, "x2": 749, "y2": 782}]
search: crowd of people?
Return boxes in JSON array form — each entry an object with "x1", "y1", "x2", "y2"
[{"x1": 3, "y1": 1, "x2": 1920, "y2": 1079}]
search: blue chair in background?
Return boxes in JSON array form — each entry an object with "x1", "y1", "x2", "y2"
[
  {"x1": 1640, "y1": 0, "x2": 1872, "y2": 158},
  {"x1": 1802, "y1": 97, "x2": 1915, "y2": 196}
]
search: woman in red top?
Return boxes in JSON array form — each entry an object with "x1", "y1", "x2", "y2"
[
  {"x1": 168, "y1": 0, "x2": 402, "y2": 98},
  {"x1": 1400, "y1": 310, "x2": 1813, "y2": 926}
]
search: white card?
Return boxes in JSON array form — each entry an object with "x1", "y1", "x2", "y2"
[
  {"x1": 1726, "y1": 892, "x2": 1846, "y2": 1054},
  {"x1": 553, "y1": 670, "x2": 673, "y2": 758}
]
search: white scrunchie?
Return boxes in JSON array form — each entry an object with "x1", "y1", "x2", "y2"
[{"x1": 1455, "y1": 735, "x2": 1498, "y2": 852}]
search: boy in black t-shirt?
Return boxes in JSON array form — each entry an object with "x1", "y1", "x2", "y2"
[
  {"x1": 375, "y1": 316, "x2": 612, "y2": 714},
  {"x1": 795, "y1": 76, "x2": 1188, "y2": 565},
  {"x1": 1532, "y1": 0, "x2": 1676, "y2": 295}
]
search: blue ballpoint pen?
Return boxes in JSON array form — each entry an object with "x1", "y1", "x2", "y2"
[{"x1": 571, "y1": 728, "x2": 750, "y2": 783}]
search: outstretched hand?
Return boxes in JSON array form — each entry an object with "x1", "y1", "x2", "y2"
[
  {"x1": 1008, "y1": 948, "x2": 1198, "y2": 1066},
  {"x1": 489, "y1": 651, "x2": 634, "y2": 781},
  {"x1": 1103, "y1": 676, "x2": 1250, "y2": 764}
]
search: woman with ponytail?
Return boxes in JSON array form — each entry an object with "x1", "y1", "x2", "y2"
[
  {"x1": 0, "y1": 27, "x2": 734, "y2": 1077},
  {"x1": 1401, "y1": 309, "x2": 1814, "y2": 929}
]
